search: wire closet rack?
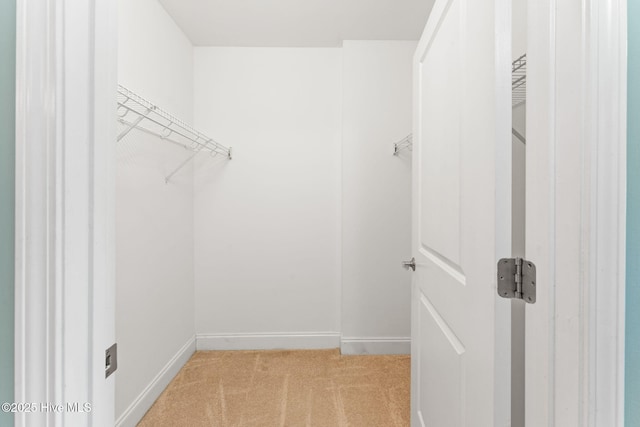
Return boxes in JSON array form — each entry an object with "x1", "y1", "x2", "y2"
[
  {"x1": 117, "y1": 85, "x2": 232, "y2": 182},
  {"x1": 512, "y1": 53, "x2": 527, "y2": 145},
  {"x1": 393, "y1": 134, "x2": 413, "y2": 155},
  {"x1": 512, "y1": 53, "x2": 526, "y2": 108}
]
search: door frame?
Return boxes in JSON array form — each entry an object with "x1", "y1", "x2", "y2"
[
  {"x1": 14, "y1": 0, "x2": 116, "y2": 425},
  {"x1": 12, "y1": 0, "x2": 627, "y2": 426},
  {"x1": 527, "y1": 0, "x2": 626, "y2": 425},
  {"x1": 585, "y1": 1, "x2": 627, "y2": 424}
]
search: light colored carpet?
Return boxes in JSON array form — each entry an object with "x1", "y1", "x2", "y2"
[{"x1": 138, "y1": 349, "x2": 410, "y2": 427}]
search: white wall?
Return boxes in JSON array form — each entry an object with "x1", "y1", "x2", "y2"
[
  {"x1": 116, "y1": 0, "x2": 195, "y2": 423},
  {"x1": 341, "y1": 41, "x2": 415, "y2": 354},
  {"x1": 193, "y1": 48, "x2": 343, "y2": 346}
]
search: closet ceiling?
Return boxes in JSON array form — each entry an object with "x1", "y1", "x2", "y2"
[{"x1": 158, "y1": 0, "x2": 434, "y2": 47}]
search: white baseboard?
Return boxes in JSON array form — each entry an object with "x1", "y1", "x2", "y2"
[
  {"x1": 115, "y1": 336, "x2": 196, "y2": 427},
  {"x1": 340, "y1": 337, "x2": 411, "y2": 355},
  {"x1": 196, "y1": 332, "x2": 341, "y2": 351}
]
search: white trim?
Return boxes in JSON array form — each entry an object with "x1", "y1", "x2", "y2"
[
  {"x1": 585, "y1": 0, "x2": 627, "y2": 425},
  {"x1": 196, "y1": 332, "x2": 341, "y2": 351},
  {"x1": 340, "y1": 337, "x2": 410, "y2": 355},
  {"x1": 14, "y1": 0, "x2": 116, "y2": 425},
  {"x1": 115, "y1": 337, "x2": 196, "y2": 427},
  {"x1": 494, "y1": 0, "x2": 514, "y2": 425},
  {"x1": 91, "y1": 0, "x2": 118, "y2": 424},
  {"x1": 14, "y1": 2, "x2": 58, "y2": 425},
  {"x1": 525, "y1": 1, "x2": 557, "y2": 424},
  {"x1": 616, "y1": 1, "x2": 628, "y2": 423},
  {"x1": 526, "y1": 0, "x2": 627, "y2": 425}
]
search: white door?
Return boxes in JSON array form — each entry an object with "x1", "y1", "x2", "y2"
[{"x1": 410, "y1": 0, "x2": 512, "y2": 425}]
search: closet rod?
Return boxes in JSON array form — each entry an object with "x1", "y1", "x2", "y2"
[
  {"x1": 117, "y1": 85, "x2": 232, "y2": 182},
  {"x1": 393, "y1": 134, "x2": 413, "y2": 155}
]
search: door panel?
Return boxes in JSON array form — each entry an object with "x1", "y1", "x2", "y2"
[
  {"x1": 419, "y1": 0, "x2": 461, "y2": 266},
  {"x1": 411, "y1": 0, "x2": 511, "y2": 425},
  {"x1": 418, "y1": 293, "x2": 465, "y2": 427}
]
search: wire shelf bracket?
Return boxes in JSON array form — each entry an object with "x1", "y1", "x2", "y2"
[
  {"x1": 118, "y1": 108, "x2": 150, "y2": 141},
  {"x1": 393, "y1": 134, "x2": 413, "y2": 155},
  {"x1": 117, "y1": 84, "x2": 232, "y2": 183}
]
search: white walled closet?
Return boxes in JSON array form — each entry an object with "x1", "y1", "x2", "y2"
[
  {"x1": 115, "y1": 0, "x2": 418, "y2": 424},
  {"x1": 10, "y1": 0, "x2": 625, "y2": 424}
]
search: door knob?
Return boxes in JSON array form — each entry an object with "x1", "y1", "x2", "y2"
[{"x1": 402, "y1": 257, "x2": 416, "y2": 271}]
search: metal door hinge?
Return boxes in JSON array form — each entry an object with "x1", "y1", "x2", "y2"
[{"x1": 497, "y1": 258, "x2": 536, "y2": 304}]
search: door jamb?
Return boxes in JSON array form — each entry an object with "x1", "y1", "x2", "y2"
[
  {"x1": 526, "y1": 0, "x2": 626, "y2": 425},
  {"x1": 585, "y1": 0, "x2": 627, "y2": 424},
  {"x1": 14, "y1": 0, "x2": 116, "y2": 425}
]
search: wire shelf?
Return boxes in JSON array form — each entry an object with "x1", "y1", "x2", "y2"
[
  {"x1": 393, "y1": 134, "x2": 413, "y2": 155},
  {"x1": 117, "y1": 84, "x2": 231, "y2": 159},
  {"x1": 512, "y1": 54, "x2": 526, "y2": 108}
]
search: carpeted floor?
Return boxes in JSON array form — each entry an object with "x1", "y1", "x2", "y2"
[{"x1": 138, "y1": 349, "x2": 410, "y2": 427}]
